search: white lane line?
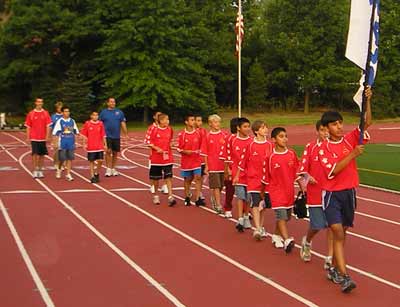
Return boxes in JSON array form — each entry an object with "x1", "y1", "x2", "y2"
[
  {"x1": 379, "y1": 128, "x2": 400, "y2": 130},
  {"x1": 0, "y1": 198, "x2": 55, "y2": 307},
  {"x1": 355, "y1": 211, "x2": 400, "y2": 226},
  {"x1": 357, "y1": 196, "x2": 400, "y2": 209},
  {"x1": 0, "y1": 144, "x2": 18, "y2": 162},
  {"x1": 1, "y1": 190, "x2": 47, "y2": 194},
  {"x1": 117, "y1": 149, "x2": 400, "y2": 290},
  {"x1": 66, "y1": 154, "x2": 319, "y2": 306},
  {"x1": 17, "y1": 151, "x2": 186, "y2": 307}
]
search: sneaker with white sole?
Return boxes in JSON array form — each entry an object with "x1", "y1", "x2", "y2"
[
  {"x1": 341, "y1": 275, "x2": 356, "y2": 293},
  {"x1": 224, "y1": 211, "x2": 233, "y2": 218},
  {"x1": 111, "y1": 168, "x2": 119, "y2": 176},
  {"x1": 324, "y1": 256, "x2": 333, "y2": 270},
  {"x1": 243, "y1": 216, "x2": 252, "y2": 229},
  {"x1": 327, "y1": 266, "x2": 344, "y2": 284},
  {"x1": 153, "y1": 195, "x2": 160, "y2": 205},
  {"x1": 236, "y1": 217, "x2": 244, "y2": 232},
  {"x1": 56, "y1": 169, "x2": 62, "y2": 179},
  {"x1": 253, "y1": 229, "x2": 262, "y2": 241},
  {"x1": 160, "y1": 184, "x2": 169, "y2": 194},
  {"x1": 261, "y1": 227, "x2": 268, "y2": 238},
  {"x1": 300, "y1": 236, "x2": 312, "y2": 262},
  {"x1": 65, "y1": 174, "x2": 74, "y2": 181},
  {"x1": 168, "y1": 196, "x2": 176, "y2": 207},
  {"x1": 37, "y1": 171, "x2": 44, "y2": 178},
  {"x1": 284, "y1": 238, "x2": 295, "y2": 253},
  {"x1": 105, "y1": 168, "x2": 112, "y2": 177},
  {"x1": 32, "y1": 170, "x2": 39, "y2": 179},
  {"x1": 271, "y1": 234, "x2": 284, "y2": 248}
]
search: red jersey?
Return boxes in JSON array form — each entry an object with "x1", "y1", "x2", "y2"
[
  {"x1": 177, "y1": 129, "x2": 203, "y2": 171},
  {"x1": 144, "y1": 123, "x2": 157, "y2": 145},
  {"x1": 297, "y1": 140, "x2": 326, "y2": 206},
  {"x1": 219, "y1": 134, "x2": 236, "y2": 170},
  {"x1": 239, "y1": 139, "x2": 273, "y2": 193},
  {"x1": 80, "y1": 120, "x2": 106, "y2": 152},
  {"x1": 148, "y1": 126, "x2": 174, "y2": 166},
  {"x1": 262, "y1": 149, "x2": 299, "y2": 209},
  {"x1": 318, "y1": 128, "x2": 370, "y2": 191},
  {"x1": 202, "y1": 130, "x2": 227, "y2": 173},
  {"x1": 197, "y1": 127, "x2": 207, "y2": 165},
  {"x1": 25, "y1": 109, "x2": 52, "y2": 141},
  {"x1": 226, "y1": 135, "x2": 252, "y2": 186}
]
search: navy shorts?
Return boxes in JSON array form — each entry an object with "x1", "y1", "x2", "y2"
[
  {"x1": 87, "y1": 151, "x2": 104, "y2": 162},
  {"x1": 106, "y1": 138, "x2": 120, "y2": 152},
  {"x1": 323, "y1": 188, "x2": 356, "y2": 227},
  {"x1": 308, "y1": 207, "x2": 328, "y2": 230}
]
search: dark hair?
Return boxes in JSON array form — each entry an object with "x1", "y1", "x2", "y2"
[
  {"x1": 194, "y1": 115, "x2": 202, "y2": 119},
  {"x1": 230, "y1": 117, "x2": 240, "y2": 134},
  {"x1": 251, "y1": 120, "x2": 265, "y2": 135},
  {"x1": 237, "y1": 117, "x2": 250, "y2": 129},
  {"x1": 184, "y1": 114, "x2": 195, "y2": 122},
  {"x1": 271, "y1": 127, "x2": 286, "y2": 139},
  {"x1": 61, "y1": 106, "x2": 70, "y2": 112},
  {"x1": 315, "y1": 120, "x2": 323, "y2": 131},
  {"x1": 321, "y1": 111, "x2": 343, "y2": 126}
]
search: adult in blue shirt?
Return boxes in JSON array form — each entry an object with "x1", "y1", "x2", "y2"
[{"x1": 99, "y1": 97, "x2": 128, "y2": 177}]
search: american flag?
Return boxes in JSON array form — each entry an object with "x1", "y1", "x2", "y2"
[{"x1": 235, "y1": 7, "x2": 244, "y2": 56}]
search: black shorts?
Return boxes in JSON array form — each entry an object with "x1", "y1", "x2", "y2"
[
  {"x1": 248, "y1": 192, "x2": 272, "y2": 209},
  {"x1": 31, "y1": 141, "x2": 48, "y2": 156},
  {"x1": 201, "y1": 164, "x2": 206, "y2": 176},
  {"x1": 87, "y1": 151, "x2": 104, "y2": 162},
  {"x1": 58, "y1": 149, "x2": 75, "y2": 161},
  {"x1": 106, "y1": 138, "x2": 121, "y2": 152},
  {"x1": 149, "y1": 164, "x2": 173, "y2": 180}
]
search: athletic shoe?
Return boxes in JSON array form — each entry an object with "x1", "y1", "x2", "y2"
[
  {"x1": 153, "y1": 195, "x2": 160, "y2": 205},
  {"x1": 327, "y1": 267, "x2": 345, "y2": 284},
  {"x1": 253, "y1": 229, "x2": 262, "y2": 241},
  {"x1": 271, "y1": 234, "x2": 284, "y2": 248},
  {"x1": 195, "y1": 198, "x2": 206, "y2": 207},
  {"x1": 37, "y1": 171, "x2": 44, "y2": 178},
  {"x1": 284, "y1": 238, "x2": 295, "y2": 253},
  {"x1": 90, "y1": 176, "x2": 97, "y2": 183},
  {"x1": 300, "y1": 236, "x2": 312, "y2": 262},
  {"x1": 324, "y1": 256, "x2": 333, "y2": 270},
  {"x1": 214, "y1": 206, "x2": 224, "y2": 215},
  {"x1": 243, "y1": 216, "x2": 252, "y2": 229},
  {"x1": 150, "y1": 185, "x2": 155, "y2": 193},
  {"x1": 261, "y1": 227, "x2": 268, "y2": 238},
  {"x1": 184, "y1": 197, "x2": 191, "y2": 206},
  {"x1": 32, "y1": 170, "x2": 39, "y2": 179},
  {"x1": 236, "y1": 217, "x2": 244, "y2": 232},
  {"x1": 200, "y1": 192, "x2": 205, "y2": 201},
  {"x1": 160, "y1": 184, "x2": 169, "y2": 194},
  {"x1": 94, "y1": 174, "x2": 100, "y2": 183},
  {"x1": 111, "y1": 168, "x2": 119, "y2": 176},
  {"x1": 224, "y1": 211, "x2": 233, "y2": 218},
  {"x1": 341, "y1": 275, "x2": 356, "y2": 293},
  {"x1": 248, "y1": 212, "x2": 253, "y2": 220},
  {"x1": 56, "y1": 169, "x2": 62, "y2": 179},
  {"x1": 168, "y1": 196, "x2": 177, "y2": 207},
  {"x1": 65, "y1": 174, "x2": 74, "y2": 181},
  {"x1": 105, "y1": 168, "x2": 112, "y2": 177}
]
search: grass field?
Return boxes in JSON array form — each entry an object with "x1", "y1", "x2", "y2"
[{"x1": 293, "y1": 144, "x2": 400, "y2": 192}]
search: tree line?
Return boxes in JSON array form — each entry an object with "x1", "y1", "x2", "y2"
[{"x1": 0, "y1": 0, "x2": 399, "y2": 122}]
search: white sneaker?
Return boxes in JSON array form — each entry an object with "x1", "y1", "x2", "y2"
[
  {"x1": 261, "y1": 227, "x2": 268, "y2": 238},
  {"x1": 272, "y1": 234, "x2": 284, "y2": 249},
  {"x1": 105, "y1": 168, "x2": 112, "y2": 177},
  {"x1": 152, "y1": 195, "x2": 160, "y2": 205},
  {"x1": 253, "y1": 229, "x2": 262, "y2": 241},
  {"x1": 150, "y1": 185, "x2": 156, "y2": 193},
  {"x1": 111, "y1": 169, "x2": 119, "y2": 176},
  {"x1": 37, "y1": 171, "x2": 44, "y2": 178},
  {"x1": 32, "y1": 170, "x2": 39, "y2": 178},
  {"x1": 300, "y1": 236, "x2": 312, "y2": 262},
  {"x1": 56, "y1": 169, "x2": 62, "y2": 179},
  {"x1": 160, "y1": 184, "x2": 168, "y2": 194},
  {"x1": 324, "y1": 256, "x2": 333, "y2": 270},
  {"x1": 224, "y1": 211, "x2": 233, "y2": 218},
  {"x1": 284, "y1": 237, "x2": 295, "y2": 253},
  {"x1": 66, "y1": 174, "x2": 74, "y2": 181},
  {"x1": 243, "y1": 216, "x2": 252, "y2": 229}
]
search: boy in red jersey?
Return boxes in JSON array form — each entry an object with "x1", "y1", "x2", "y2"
[
  {"x1": 195, "y1": 115, "x2": 207, "y2": 201},
  {"x1": 80, "y1": 111, "x2": 107, "y2": 183},
  {"x1": 319, "y1": 88, "x2": 372, "y2": 293},
  {"x1": 177, "y1": 114, "x2": 205, "y2": 207},
  {"x1": 219, "y1": 117, "x2": 239, "y2": 218},
  {"x1": 262, "y1": 127, "x2": 300, "y2": 253},
  {"x1": 25, "y1": 98, "x2": 52, "y2": 178},
  {"x1": 235, "y1": 120, "x2": 273, "y2": 240},
  {"x1": 144, "y1": 111, "x2": 168, "y2": 194},
  {"x1": 148, "y1": 113, "x2": 176, "y2": 207},
  {"x1": 298, "y1": 120, "x2": 333, "y2": 268},
  {"x1": 227, "y1": 117, "x2": 252, "y2": 232},
  {"x1": 202, "y1": 114, "x2": 226, "y2": 214}
]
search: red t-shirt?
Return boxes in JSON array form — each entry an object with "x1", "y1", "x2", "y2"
[
  {"x1": 318, "y1": 128, "x2": 370, "y2": 192},
  {"x1": 148, "y1": 126, "x2": 174, "y2": 166},
  {"x1": 177, "y1": 129, "x2": 203, "y2": 171},
  {"x1": 297, "y1": 140, "x2": 326, "y2": 206},
  {"x1": 80, "y1": 120, "x2": 106, "y2": 152},
  {"x1": 226, "y1": 135, "x2": 252, "y2": 186},
  {"x1": 197, "y1": 127, "x2": 207, "y2": 165},
  {"x1": 262, "y1": 149, "x2": 299, "y2": 209},
  {"x1": 239, "y1": 139, "x2": 273, "y2": 192},
  {"x1": 144, "y1": 123, "x2": 157, "y2": 145},
  {"x1": 25, "y1": 109, "x2": 52, "y2": 141},
  {"x1": 202, "y1": 130, "x2": 227, "y2": 173}
]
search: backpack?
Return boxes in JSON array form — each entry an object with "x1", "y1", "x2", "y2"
[{"x1": 293, "y1": 191, "x2": 308, "y2": 219}]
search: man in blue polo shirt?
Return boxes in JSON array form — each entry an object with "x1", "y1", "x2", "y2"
[{"x1": 99, "y1": 97, "x2": 128, "y2": 177}]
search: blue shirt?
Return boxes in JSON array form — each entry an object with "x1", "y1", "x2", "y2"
[
  {"x1": 51, "y1": 113, "x2": 63, "y2": 130},
  {"x1": 52, "y1": 117, "x2": 79, "y2": 150},
  {"x1": 99, "y1": 108, "x2": 126, "y2": 139}
]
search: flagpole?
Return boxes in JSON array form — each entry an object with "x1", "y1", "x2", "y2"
[
  {"x1": 359, "y1": 0, "x2": 377, "y2": 144},
  {"x1": 238, "y1": 0, "x2": 242, "y2": 118}
]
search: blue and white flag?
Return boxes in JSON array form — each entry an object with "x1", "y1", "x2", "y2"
[{"x1": 345, "y1": 0, "x2": 380, "y2": 110}]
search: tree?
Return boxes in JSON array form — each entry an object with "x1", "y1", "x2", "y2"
[{"x1": 245, "y1": 59, "x2": 268, "y2": 109}]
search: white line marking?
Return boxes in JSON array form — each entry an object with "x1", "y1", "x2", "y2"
[
  {"x1": 357, "y1": 196, "x2": 400, "y2": 209},
  {"x1": 386, "y1": 144, "x2": 400, "y2": 147},
  {"x1": 355, "y1": 211, "x2": 400, "y2": 226},
  {"x1": 17, "y1": 151, "x2": 186, "y2": 307},
  {"x1": 0, "y1": 198, "x2": 55, "y2": 307},
  {"x1": 379, "y1": 127, "x2": 400, "y2": 130},
  {"x1": 359, "y1": 184, "x2": 400, "y2": 196},
  {"x1": 1, "y1": 190, "x2": 46, "y2": 194}
]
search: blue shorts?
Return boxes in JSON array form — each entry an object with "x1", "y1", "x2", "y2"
[
  {"x1": 308, "y1": 207, "x2": 328, "y2": 230},
  {"x1": 234, "y1": 185, "x2": 247, "y2": 201},
  {"x1": 323, "y1": 189, "x2": 356, "y2": 227},
  {"x1": 181, "y1": 168, "x2": 202, "y2": 178}
]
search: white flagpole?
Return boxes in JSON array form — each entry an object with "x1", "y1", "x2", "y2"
[{"x1": 238, "y1": 0, "x2": 242, "y2": 118}]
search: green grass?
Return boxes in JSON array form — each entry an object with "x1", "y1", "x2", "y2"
[{"x1": 293, "y1": 144, "x2": 400, "y2": 192}]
